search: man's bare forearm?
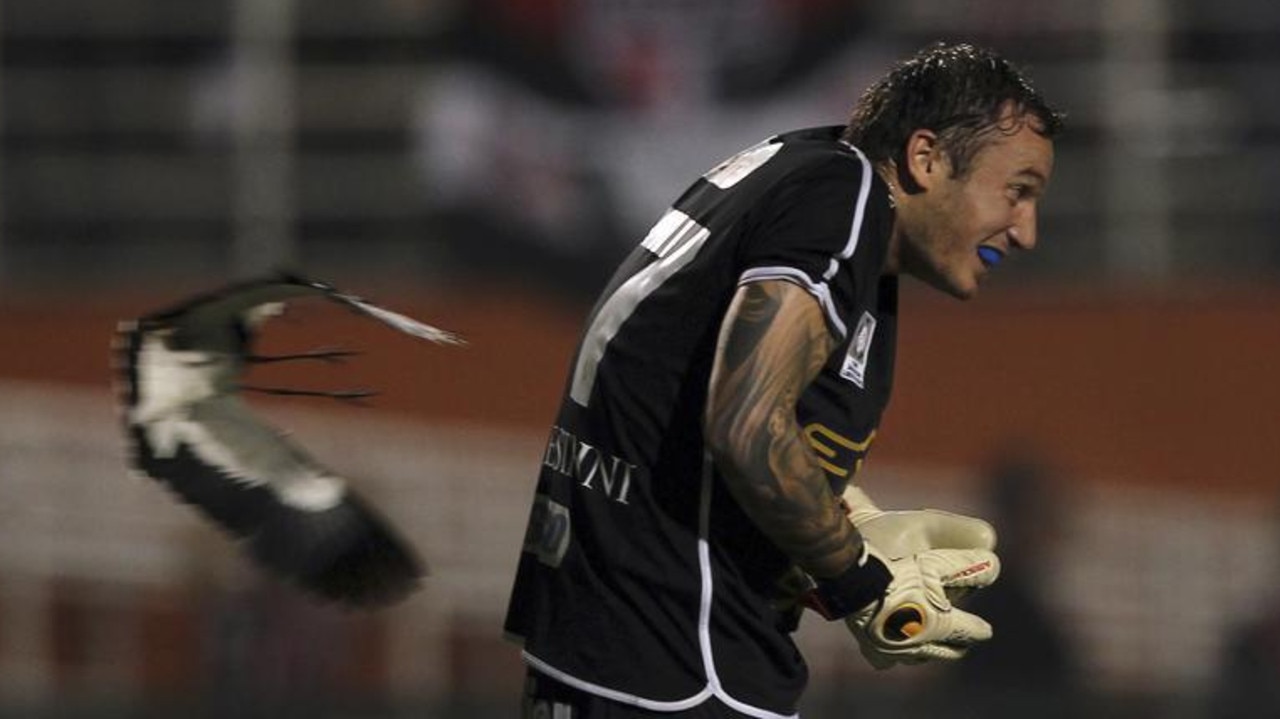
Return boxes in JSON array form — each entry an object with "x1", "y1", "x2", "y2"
[{"x1": 705, "y1": 281, "x2": 862, "y2": 578}]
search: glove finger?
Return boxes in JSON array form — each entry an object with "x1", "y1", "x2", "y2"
[
  {"x1": 874, "y1": 640, "x2": 970, "y2": 665},
  {"x1": 937, "y1": 607, "x2": 993, "y2": 646},
  {"x1": 859, "y1": 644, "x2": 899, "y2": 671},
  {"x1": 921, "y1": 548, "x2": 1001, "y2": 590},
  {"x1": 909, "y1": 641, "x2": 970, "y2": 663},
  {"x1": 917, "y1": 509, "x2": 997, "y2": 551},
  {"x1": 878, "y1": 602, "x2": 992, "y2": 647},
  {"x1": 854, "y1": 508, "x2": 997, "y2": 557}
]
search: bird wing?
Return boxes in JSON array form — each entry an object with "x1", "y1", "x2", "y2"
[
  {"x1": 138, "y1": 272, "x2": 461, "y2": 350},
  {"x1": 116, "y1": 273, "x2": 458, "y2": 607}
]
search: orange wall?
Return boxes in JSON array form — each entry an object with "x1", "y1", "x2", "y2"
[
  {"x1": 884, "y1": 284, "x2": 1280, "y2": 496},
  {"x1": 3, "y1": 281, "x2": 1277, "y2": 496}
]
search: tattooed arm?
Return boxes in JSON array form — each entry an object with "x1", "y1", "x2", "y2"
[{"x1": 704, "y1": 279, "x2": 863, "y2": 579}]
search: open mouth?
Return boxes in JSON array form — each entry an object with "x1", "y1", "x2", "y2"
[{"x1": 977, "y1": 246, "x2": 1004, "y2": 269}]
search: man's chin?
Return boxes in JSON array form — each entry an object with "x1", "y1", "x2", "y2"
[
  {"x1": 919, "y1": 273, "x2": 978, "y2": 300},
  {"x1": 902, "y1": 259, "x2": 980, "y2": 300}
]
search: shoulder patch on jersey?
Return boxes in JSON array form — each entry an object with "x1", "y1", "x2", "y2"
[{"x1": 840, "y1": 311, "x2": 877, "y2": 388}]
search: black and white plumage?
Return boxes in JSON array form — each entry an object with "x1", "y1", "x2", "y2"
[{"x1": 115, "y1": 273, "x2": 461, "y2": 608}]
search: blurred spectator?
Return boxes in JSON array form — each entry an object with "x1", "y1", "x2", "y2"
[
  {"x1": 201, "y1": 575, "x2": 379, "y2": 719},
  {"x1": 412, "y1": 0, "x2": 889, "y2": 300},
  {"x1": 913, "y1": 451, "x2": 1086, "y2": 719},
  {"x1": 1208, "y1": 504, "x2": 1280, "y2": 718}
]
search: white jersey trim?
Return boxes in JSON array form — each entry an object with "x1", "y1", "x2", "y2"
[
  {"x1": 737, "y1": 144, "x2": 874, "y2": 343},
  {"x1": 523, "y1": 651, "x2": 713, "y2": 711},
  {"x1": 739, "y1": 266, "x2": 847, "y2": 340},
  {"x1": 696, "y1": 450, "x2": 801, "y2": 719},
  {"x1": 831, "y1": 144, "x2": 874, "y2": 272}
]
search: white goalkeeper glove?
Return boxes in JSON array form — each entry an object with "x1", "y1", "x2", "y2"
[
  {"x1": 841, "y1": 483, "x2": 997, "y2": 605},
  {"x1": 842, "y1": 484, "x2": 997, "y2": 557},
  {"x1": 837, "y1": 484, "x2": 1001, "y2": 669},
  {"x1": 846, "y1": 543, "x2": 1000, "y2": 670}
]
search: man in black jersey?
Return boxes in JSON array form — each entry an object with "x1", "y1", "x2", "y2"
[{"x1": 506, "y1": 41, "x2": 1063, "y2": 718}]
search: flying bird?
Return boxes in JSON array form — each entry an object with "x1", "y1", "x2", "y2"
[{"x1": 114, "y1": 273, "x2": 462, "y2": 608}]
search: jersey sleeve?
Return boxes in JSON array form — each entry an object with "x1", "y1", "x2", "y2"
[{"x1": 737, "y1": 155, "x2": 882, "y2": 341}]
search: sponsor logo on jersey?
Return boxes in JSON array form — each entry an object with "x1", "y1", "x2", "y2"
[
  {"x1": 804, "y1": 423, "x2": 876, "y2": 479},
  {"x1": 840, "y1": 311, "x2": 877, "y2": 388}
]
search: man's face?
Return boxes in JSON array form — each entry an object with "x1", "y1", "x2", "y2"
[{"x1": 893, "y1": 110, "x2": 1055, "y2": 299}]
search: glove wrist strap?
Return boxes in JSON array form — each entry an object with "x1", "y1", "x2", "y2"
[{"x1": 805, "y1": 546, "x2": 892, "y2": 621}]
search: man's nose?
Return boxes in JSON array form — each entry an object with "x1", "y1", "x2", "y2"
[{"x1": 1009, "y1": 209, "x2": 1037, "y2": 251}]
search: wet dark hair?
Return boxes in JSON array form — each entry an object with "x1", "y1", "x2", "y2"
[{"x1": 842, "y1": 42, "x2": 1064, "y2": 182}]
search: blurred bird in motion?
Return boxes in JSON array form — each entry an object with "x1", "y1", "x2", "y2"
[{"x1": 114, "y1": 273, "x2": 462, "y2": 608}]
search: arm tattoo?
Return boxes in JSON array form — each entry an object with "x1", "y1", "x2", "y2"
[{"x1": 706, "y1": 281, "x2": 862, "y2": 578}]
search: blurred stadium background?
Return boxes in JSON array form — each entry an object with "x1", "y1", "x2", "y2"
[{"x1": 1, "y1": 0, "x2": 1279, "y2": 716}]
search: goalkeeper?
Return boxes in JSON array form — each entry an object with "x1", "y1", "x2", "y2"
[{"x1": 506, "y1": 41, "x2": 1063, "y2": 718}]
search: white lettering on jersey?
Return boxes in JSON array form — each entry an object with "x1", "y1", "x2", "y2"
[
  {"x1": 571, "y1": 209, "x2": 710, "y2": 407},
  {"x1": 543, "y1": 425, "x2": 636, "y2": 504}
]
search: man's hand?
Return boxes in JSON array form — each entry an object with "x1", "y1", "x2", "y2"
[
  {"x1": 842, "y1": 484, "x2": 997, "y2": 557},
  {"x1": 847, "y1": 544, "x2": 1000, "y2": 670},
  {"x1": 838, "y1": 484, "x2": 1001, "y2": 668}
]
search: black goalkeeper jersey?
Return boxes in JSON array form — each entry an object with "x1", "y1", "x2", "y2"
[{"x1": 504, "y1": 126, "x2": 898, "y2": 718}]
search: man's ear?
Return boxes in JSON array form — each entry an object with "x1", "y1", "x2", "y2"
[{"x1": 899, "y1": 129, "x2": 944, "y2": 193}]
